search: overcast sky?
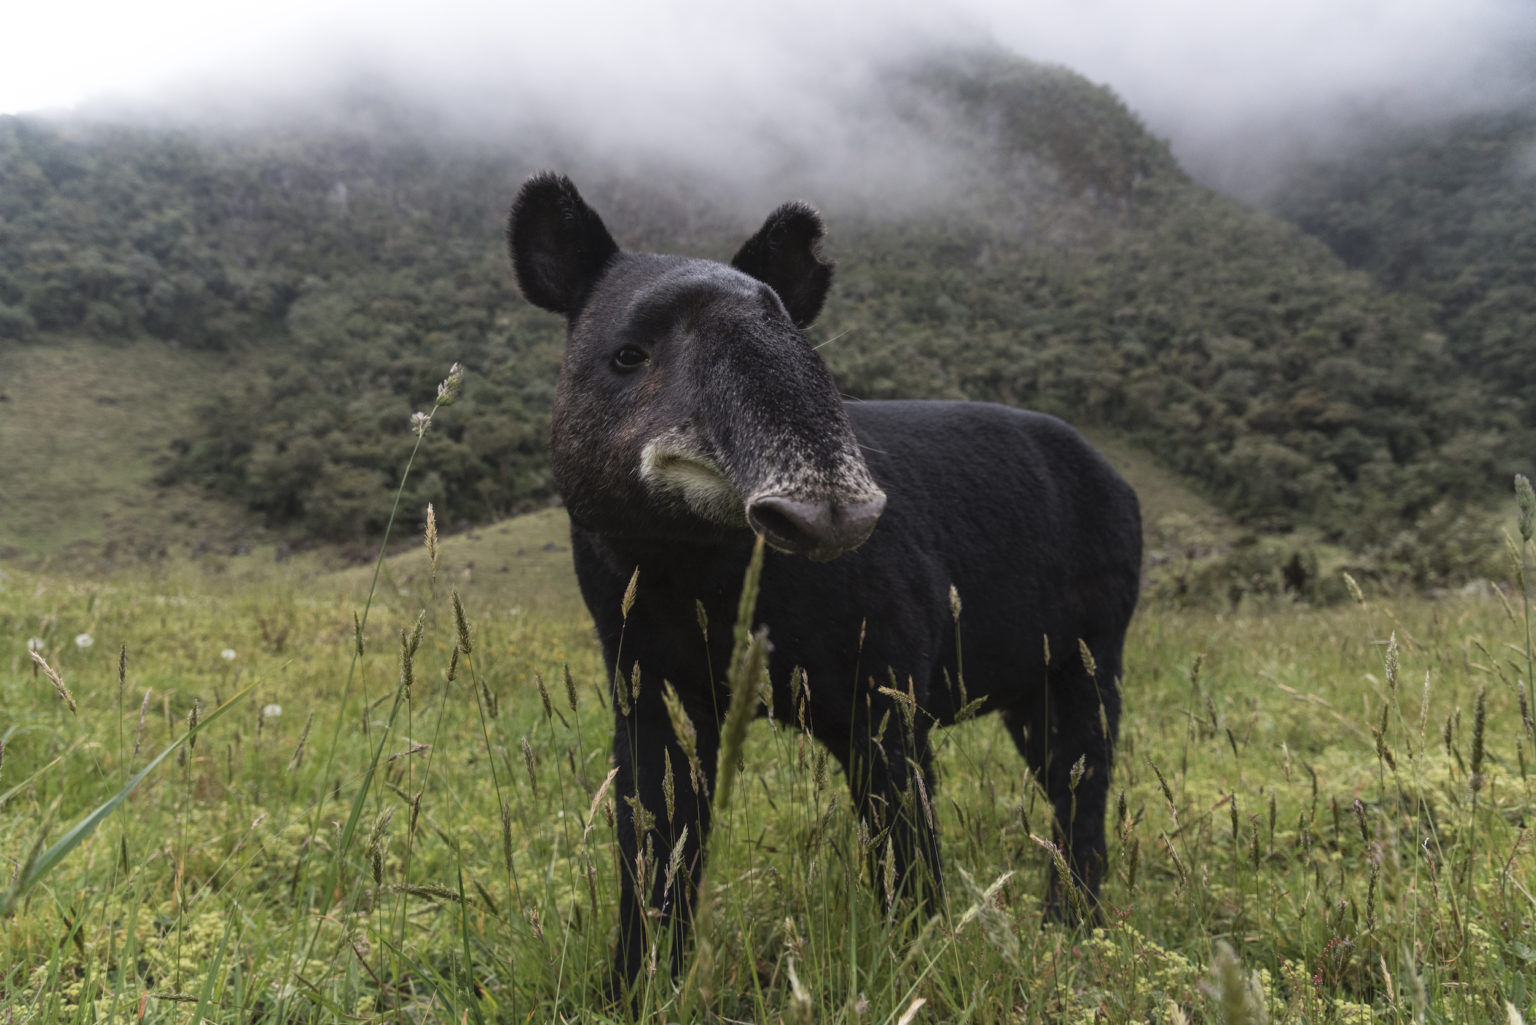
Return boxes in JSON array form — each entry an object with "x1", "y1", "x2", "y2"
[{"x1": 6, "y1": 0, "x2": 1534, "y2": 200}]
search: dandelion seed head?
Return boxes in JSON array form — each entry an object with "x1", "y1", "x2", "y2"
[
  {"x1": 263, "y1": 703, "x2": 283, "y2": 718},
  {"x1": 221, "y1": 648, "x2": 237, "y2": 661},
  {"x1": 75, "y1": 633, "x2": 93, "y2": 649}
]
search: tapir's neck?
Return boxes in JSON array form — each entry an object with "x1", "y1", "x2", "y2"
[{"x1": 570, "y1": 519, "x2": 759, "y2": 598}]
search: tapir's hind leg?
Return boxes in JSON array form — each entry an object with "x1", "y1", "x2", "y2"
[{"x1": 1003, "y1": 635, "x2": 1122, "y2": 921}]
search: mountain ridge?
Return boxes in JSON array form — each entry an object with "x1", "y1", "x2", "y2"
[{"x1": 0, "y1": 49, "x2": 1523, "y2": 586}]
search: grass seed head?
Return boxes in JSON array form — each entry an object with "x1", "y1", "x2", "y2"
[
  {"x1": 521, "y1": 736, "x2": 537, "y2": 794},
  {"x1": 621, "y1": 567, "x2": 639, "y2": 620},
  {"x1": 288, "y1": 710, "x2": 314, "y2": 771},
  {"x1": 424, "y1": 503, "x2": 438, "y2": 565},
  {"x1": 1342, "y1": 571, "x2": 1366, "y2": 606},
  {"x1": 186, "y1": 698, "x2": 202, "y2": 750},
  {"x1": 436, "y1": 362, "x2": 465, "y2": 407},
  {"x1": 29, "y1": 650, "x2": 75, "y2": 714},
  {"x1": 895, "y1": 997, "x2": 927, "y2": 1025},
  {"x1": 1470, "y1": 684, "x2": 1488, "y2": 794},
  {"x1": 563, "y1": 663, "x2": 578, "y2": 712},
  {"x1": 662, "y1": 825, "x2": 688, "y2": 903},
  {"x1": 1204, "y1": 941, "x2": 1270, "y2": 1025},
  {"x1": 535, "y1": 669, "x2": 553, "y2": 721},
  {"x1": 1385, "y1": 632, "x2": 1399, "y2": 693},
  {"x1": 368, "y1": 808, "x2": 395, "y2": 886},
  {"x1": 623, "y1": 794, "x2": 657, "y2": 854},
  {"x1": 663, "y1": 749, "x2": 676, "y2": 824},
  {"x1": 1077, "y1": 638, "x2": 1096, "y2": 679},
  {"x1": 1148, "y1": 757, "x2": 1176, "y2": 816},
  {"x1": 501, "y1": 800, "x2": 513, "y2": 873},
  {"x1": 398, "y1": 628, "x2": 415, "y2": 697},
  {"x1": 582, "y1": 767, "x2": 619, "y2": 843},
  {"x1": 479, "y1": 676, "x2": 497, "y2": 718},
  {"x1": 451, "y1": 590, "x2": 472, "y2": 653},
  {"x1": 882, "y1": 837, "x2": 896, "y2": 911}
]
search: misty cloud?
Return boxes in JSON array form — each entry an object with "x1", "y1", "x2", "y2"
[{"x1": 8, "y1": 0, "x2": 1536, "y2": 204}]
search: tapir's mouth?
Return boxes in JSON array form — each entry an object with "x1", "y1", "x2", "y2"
[
  {"x1": 639, "y1": 440, "x2": 747, "y2": 525},
  {"x1": 747, "y1": 491, "x2": 887, "y2": 561}
]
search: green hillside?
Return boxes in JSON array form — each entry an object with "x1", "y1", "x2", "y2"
[
  {"x1": 0, "y1": 49, "x2": 1525, "y2": 583},
  {"x1": 0, "y1": 336, "x2": 267, "y2": 563},
  {"x1": 1273, "y1": 110, "x2": 1536, "y2": 424}
]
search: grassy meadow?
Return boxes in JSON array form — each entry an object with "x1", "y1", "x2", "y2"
[
  {"x1": 0, "y1": 338, "x2": 272, "y2": 567},
  {"x1": 3, "y1": 447, "x2": 1535, "y2": 1023}
]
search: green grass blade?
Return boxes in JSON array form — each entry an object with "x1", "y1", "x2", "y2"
[
  {"x1": 0, "y1": 747, "x2": 76, "y2": 808},
  {"x1": 0, "y1": 681, "x2": 257, "y2": 915},
  {"x1": 193, "y1": 911, "x2": 237, "y2": 1022}
]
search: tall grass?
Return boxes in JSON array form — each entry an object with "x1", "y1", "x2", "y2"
[{"x1": 2, "y1": 412, "x2": 1533, "y2": 1021}]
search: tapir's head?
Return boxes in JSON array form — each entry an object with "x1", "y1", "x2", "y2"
[{"x1": 508, "y1": 173, "x2": 885, "y2": 560}]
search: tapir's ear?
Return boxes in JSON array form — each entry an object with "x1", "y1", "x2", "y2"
[
  {"x1": 730, "y1": 202, "x2": 834, "y2": 328},
  {"x1": 508, "y1": 173, "x2": 620, "y2": 316}
]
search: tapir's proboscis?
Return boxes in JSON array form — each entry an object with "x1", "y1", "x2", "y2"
[{"x1": 507, "y1": 173, "x2": 1142, "y2": 996}]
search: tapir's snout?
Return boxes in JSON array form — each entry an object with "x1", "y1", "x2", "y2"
[{"x1": 747, "y1": 490, "x2": 887, "y2": 561}]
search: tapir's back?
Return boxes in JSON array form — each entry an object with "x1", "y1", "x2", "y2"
[{"x1": 840, "y1": 399, "x2": 1141, "y2": 711}]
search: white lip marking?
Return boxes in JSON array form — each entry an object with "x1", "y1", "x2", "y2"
[{"x1": 640, "y1": 439, "x2": 748, "y2": 525}]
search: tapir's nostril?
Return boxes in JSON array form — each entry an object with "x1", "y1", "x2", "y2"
[{"x1": 747, "y1": 491, "x2": 886, "y2": 560}]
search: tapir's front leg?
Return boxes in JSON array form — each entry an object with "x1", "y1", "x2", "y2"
[{"x1": 609, "y1": 679, "x2": 722, "y2": 996}]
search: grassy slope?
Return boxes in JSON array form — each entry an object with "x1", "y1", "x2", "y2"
[
  {"x1": 0, "y1": 336, "x2": 265, "y2": 566},
  {"x1": 2, "y1": 529, "x2": 1533, "y2": 1022},
  {"x1": 0, "y1": 331, "x2": 1233, "y2": 600}
]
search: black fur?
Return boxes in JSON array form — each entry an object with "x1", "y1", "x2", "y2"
[
  {"x1": 729, "y1": 202, "x2": 834, "y2": 327},
  {"x1": 506, "y1": 175, "x2": 1142, "y2": 996}
]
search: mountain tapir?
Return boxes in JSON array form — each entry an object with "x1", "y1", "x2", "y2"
[{"x1": 507, "y1": 173, "x2": 1142, "y2": 991}]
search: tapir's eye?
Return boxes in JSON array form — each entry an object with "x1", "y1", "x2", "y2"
[{"x1": 612, "y1": 345, "x2": 649, "y2": 371}]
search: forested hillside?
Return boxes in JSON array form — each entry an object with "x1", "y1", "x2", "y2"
[
  {"x1": 1273, "y1": 111, "x2": 1536, "y2": 425},
  {"x1": 1, "y1": 50, "x2": 1526, "y2": 579}
]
